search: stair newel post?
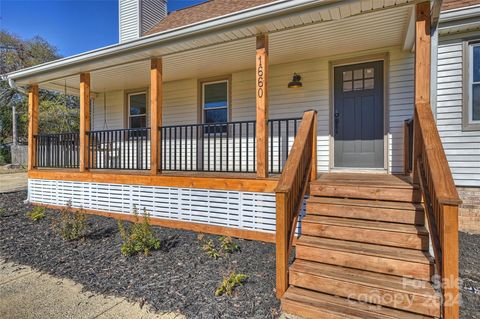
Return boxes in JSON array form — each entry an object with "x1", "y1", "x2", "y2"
[
  {"x1": 441, "y1": 203, "x2": 460, "y2": 319},
  {"x1": 275, "y1": 191, "x2": 289, "y2": 298}
]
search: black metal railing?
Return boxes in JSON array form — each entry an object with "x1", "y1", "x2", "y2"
[
  {"x1": 88, "y1": 128, "x2": 151, "y2": 170},
  {"x1": 35, "y1": 133, "x2": 80, "y2": 168},
  {"x1": 160, "y1": 117, "x2": 301, "y2": 173},
  {"x1": 268, "y1": 118, "x2": 301, "y2": 174},
  {"x1": 404, "y1": 118, "x2": 414, "y2": 174}
]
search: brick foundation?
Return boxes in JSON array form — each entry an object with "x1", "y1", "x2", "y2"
[{"x1": 458, "y1": 187, "x2": 480, "y2": 234}]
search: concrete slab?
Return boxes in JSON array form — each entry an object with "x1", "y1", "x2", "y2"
[
  {"x1": 0, "y1": 172, "x2": 28, "y2": 193},
  {"x1": 0, "y1": 260, "x2": 184, "y2": 319}
]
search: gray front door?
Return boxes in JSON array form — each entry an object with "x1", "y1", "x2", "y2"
[{"x1": 334, "y1": 61, "x2": 384, "y2": 168}]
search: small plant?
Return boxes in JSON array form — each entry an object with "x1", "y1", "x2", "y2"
[
  {"x1": 52, "y1": 201, "x2": 87, "y2": 241},
  {"x1": 202, "y1": 239, "x2": 220, "y2": 259},
  {"x1": 0, "y1": 208, "x2": 5, "y2": 216},
  {"x1": 27, "y1": 206, "x2": 46, "y2": 221},
  {"x1": 220, "y1": 236, "x2": 240, "y2": 253},
  {"x1": 215, "y1": 272, "x2": 248, "y2": 296},
  {"x1": 117, "y1": 207, "x2": 161, "y2": 256}
]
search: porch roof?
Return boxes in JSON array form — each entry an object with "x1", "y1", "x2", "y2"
[{"x1": 4, "y1": 0, "x2": 425, "y2": 94}]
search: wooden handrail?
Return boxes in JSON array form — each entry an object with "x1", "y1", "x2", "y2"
[
  {"x1": 275, "y1": 110, "x2": 317, "y2": 298},
  {"x1": 412, "y1": 102, "x2": 461, "y2": 319}
]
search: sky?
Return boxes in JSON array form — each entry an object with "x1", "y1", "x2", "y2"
[{"x1": 1, "y1": 0, "x2": 207, "y2": 57}]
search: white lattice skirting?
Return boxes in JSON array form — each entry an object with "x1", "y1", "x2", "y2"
[{"x1": 28, "y1": 179, "x2": 280, "y2": 233}]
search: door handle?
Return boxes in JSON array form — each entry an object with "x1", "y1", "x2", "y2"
[{"x1": 334, "y1": 111, "x2": 340, "y2": 134}]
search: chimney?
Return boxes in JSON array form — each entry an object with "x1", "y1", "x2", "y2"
[{"x1": 119, "y1": 0, "x2": 168, "y2": 43}]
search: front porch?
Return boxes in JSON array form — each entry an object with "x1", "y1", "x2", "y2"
[{"x1": 16, "y1": 0, "x2": 462, "y2": 317}]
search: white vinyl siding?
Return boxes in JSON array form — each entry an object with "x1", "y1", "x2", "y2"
[
  {"x1": 232, "y1": 46, "x2": 414, "y2": 173},
  {"x1": 91, "y1": 46, "x2": 414, "y2": 173},
  {"x1": 140, "y1": 0, "x2": 167, "y2": 35},
  {"x1": 119, "y1": 0, "x2": 140, "y2": 43},
  {"x1": 92, "y1": 90, "x2": 125, "y2": 130},
  {"x1": 436, "y1": 35, "x2": 480, "y2": 187}
]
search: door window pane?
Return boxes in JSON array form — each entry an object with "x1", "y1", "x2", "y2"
[
  {"x1": 343, "y1": 81, "x2": 352, "y2": 92},
  {"x1": 365, "y1": 68, "x2": 374, "y2": 78},
  {"x1": 343, "y1": 71, "x2": 352, "y2": 81},
  {"x1": 364, "y1": 78, "x2": 374, "y2": 90},
  {"x1": 354, "y1": 69, "x2": 363, "y2": 80},
  {"x1": 354, "y1": 80, "x2": 363, "y2": 91}
]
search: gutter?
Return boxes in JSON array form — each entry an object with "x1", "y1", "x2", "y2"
[
  {"x1": 4, "y1": 0, "x2": 341, "y2": 84},
  {"x1": 1, "y1": 74, "x2": 27, "y2": 95}
]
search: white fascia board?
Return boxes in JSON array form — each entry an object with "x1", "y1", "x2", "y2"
[
  {"x1": 3, "y1": 0, "x2": 343, "y2": 84},
  {"x1": 440, "y1": 5, "x2": 480, "y2": 23}
]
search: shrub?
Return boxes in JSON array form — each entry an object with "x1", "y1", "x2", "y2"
[
  {"x1": 215, "y1": 272, "x2": 248, "y2": 296},
  {"x1": 51, "y1": 201, "x2": 87, "y2": 241},
  {"x1": 202, "y1": 236, "x2": 240, "y2": 259},
  {"x1": 117, "y1": 207, "x2": 161, "y2": 256},
  {"x1": 27, "y1": 206, "x2": 46, "y2": 221},
  {"x1": 220, "y1": 236, "x2": 240, "y2": 254},
  {"x1": 0, "y1": 208, "x2": 5, "y2": 216},
  {"x1": 202, "y1": 239, "x2": 220, "y2": 259}
]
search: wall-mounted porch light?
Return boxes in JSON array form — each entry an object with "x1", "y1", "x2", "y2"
[{"x1": 288, "y1": 73, "x2": 303, "y2": 88}]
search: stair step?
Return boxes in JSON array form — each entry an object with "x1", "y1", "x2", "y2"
[
  {"x1": 289, "y1": 260, "x2": 440, "y2": 317},
  {"x1": 306, "y1": 197, "x2": 424, "y2": 225},
  {"x1": 282, "y1": 287, "x2": 434, "y2": 319},
  {"x1": 310, "y1": 175, "x2": 420, "y2": 202},
  {"x1": 296, "y1": 236, "x2": 434, "y2": 280},
  {"x1": 302, "y1": 216, "x2": 429, "y2": 250}
]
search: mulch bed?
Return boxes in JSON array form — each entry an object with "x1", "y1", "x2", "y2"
[
  {"x1": 1, "y1": 191, "x2": 479, "y2": 318},
  {"x1": 459, "y1": 232, "x2": 480, "y2": 319},
  {"x1": 0, "y1": 191, "x2": 280, "y2": 319}
]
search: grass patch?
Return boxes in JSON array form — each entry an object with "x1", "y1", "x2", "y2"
[{"x1": 117, "y1": 207, "x2": 161, "y2": 256}]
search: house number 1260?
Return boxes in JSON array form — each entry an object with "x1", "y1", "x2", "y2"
[{"x1": 257, "y1": 56, "x2": 264, "y2": 98}]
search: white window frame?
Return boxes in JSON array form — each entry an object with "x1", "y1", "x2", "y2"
[
  {"x1": 463, "y1": 40, "x2": 480, "y2": 131},
  {"x1": 127, "y1": 91, "x2": 147, "y2": 129},
  {"x1": 201, "y1": 80, "x2": 229, "y2": 124}
]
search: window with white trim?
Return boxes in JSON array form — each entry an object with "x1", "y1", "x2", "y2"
[
  {"x1": 465, "y1": 42, "x2": 480, "y2": 130},
  {"x1": 128, "y1": 92, "x2": 147, "y2": 128},
  {"x1": 202, "y1": 80, "x2": 228, "y2": 124}
]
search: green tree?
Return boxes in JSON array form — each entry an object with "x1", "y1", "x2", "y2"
[{"x1": 0, "y1": 31, "x2": 79, "y2": 145}]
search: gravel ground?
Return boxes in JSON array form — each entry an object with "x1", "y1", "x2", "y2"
[
  {"x1": 0, "y1": 191, "x2": 280, "y2": 319},
  {"x1": 1, "y1": 191, "x2": 478, "y2": 318}
]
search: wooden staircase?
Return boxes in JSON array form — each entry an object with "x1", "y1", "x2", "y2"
[{"x1": 281, "y1": 173, "x2": 442, "y2": 319}]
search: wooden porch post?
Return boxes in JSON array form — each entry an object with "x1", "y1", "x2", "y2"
[
  {"x1": 150, "y1": 57, "x2": 163, "y2": 175},
  {"x1": 79, "y1": 73, "x2": 90, "y2": 172},
  {"x1": 256, "y1": 34, "x2": 269, "y2": 178},
  {"x1": 27, "y1": 84, "x2": 39, "y2": 171},
  {"x1": 413, "y1": 1, "x2": 431, "y2": 184}
]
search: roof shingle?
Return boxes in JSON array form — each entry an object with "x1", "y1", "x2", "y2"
[{"x1": 143, "y1": 0, "x2": 276, "y2": 36}]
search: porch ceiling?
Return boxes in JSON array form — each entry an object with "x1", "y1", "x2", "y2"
[{"x1": 39, "y1": 2, "x2": 414, "y2": 95}]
